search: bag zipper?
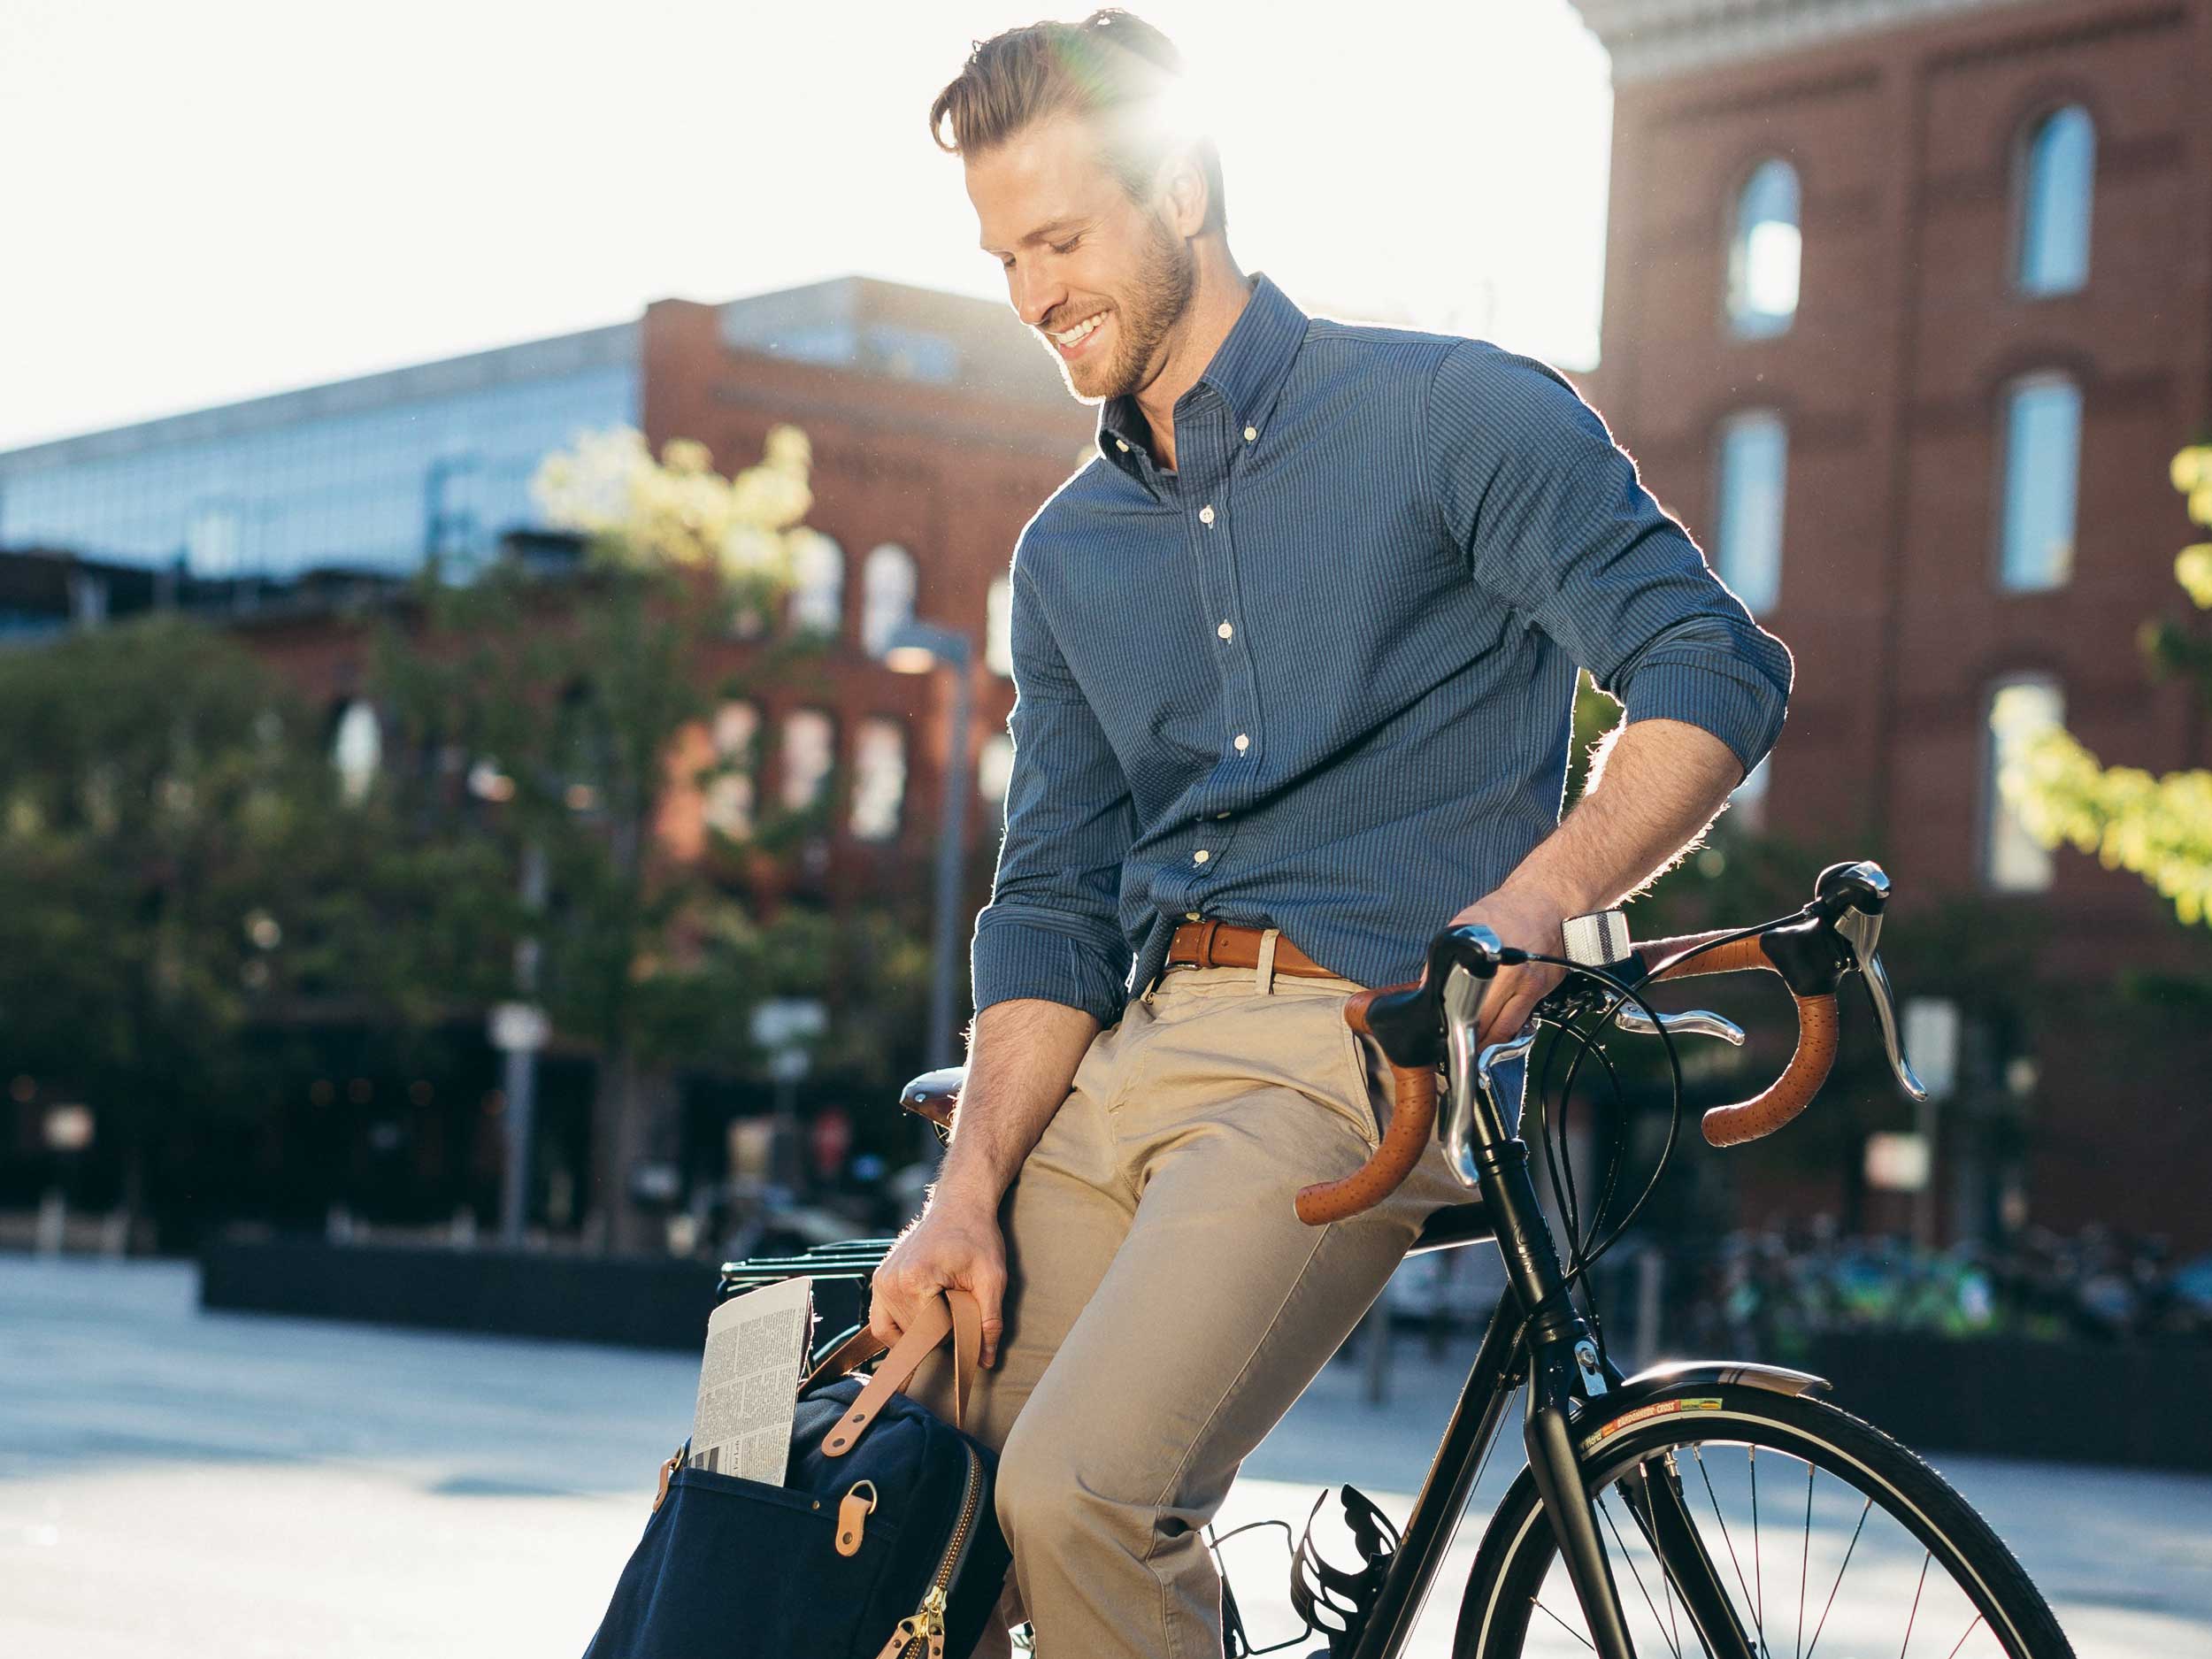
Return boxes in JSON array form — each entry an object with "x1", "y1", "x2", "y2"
[{"x1": 871, "y1": 1440, "x2": 983, "y2": 1659}]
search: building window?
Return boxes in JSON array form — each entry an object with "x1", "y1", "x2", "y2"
[
  {"x1": 860, "y1": 544, "x2": 918, "y2": 657},
  {"x1": 187, "y1": 503, "x2": 244, "y2": 577},
  {"x1": 986, "y1": 577, "x2": 1013, "y2": 678},
  {"x1": 331, "y1": 700, "x2": 381, "y2": 806},
  {"x1": 1727, "y1": 159, "x2": 1801, "y2": 339},
  {"x1": 780, "y1": 708, "x2": 836, "y2": 811},
  {"x1": 787, "y1": 531, "x2": 844, "y2": 638},
  {"x1": 1713, "y1": 411, "x2": 1787, "y2": 615},
  {"x1": 1728, "y1": 756, "x2": 1771, "y2": 834},
  {"x1": 2016, "y1": 105, "x2": 2093, "y2": 296},
  {"x1": 1985, "y1": 677, "x2": 2063, "y2": 891},
  {"x1": 1998, "y1": 374, "x2": 2080, "y2": 592},
  {"x1": 979, "y1": 733, "x2": 1016, "y2": 803},
  {"x1": 849, "y1": 717, "x2": 907, "y2": 841},
  {"x1": 704, "y1": 699, "x2": 759, "y2": 840}
]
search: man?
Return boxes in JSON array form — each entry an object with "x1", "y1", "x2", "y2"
[{"x1": 876, "y1": 11, "x2": 1793, "y2": 1655}]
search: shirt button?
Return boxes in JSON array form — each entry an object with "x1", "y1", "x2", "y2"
[
  {"x1": 1216, "y1": 811, "x2": 1231, "y2": 819},
  {"x1": 1199, "y1": 504, "x2": 1216, "y2": 526},
  {"x1": 1233, "y1": 733, "x2": 1250, "y2": 752},
  {"x1": 1217, "y1": 620, "x2": 1233, "y2": 640},
  {"x1": 1186, "y1": 911, "x2": 1201, "y2": 921},
  {"x1": 1116, "y1": 439, "x2": 1130, "y2": 453},
  {"x1": 1194, "y1": 849, "x2": 1210, "y2": 864},
  {"x1": 1244, "y1": 426, "x2": 1257, "y2": 442}
]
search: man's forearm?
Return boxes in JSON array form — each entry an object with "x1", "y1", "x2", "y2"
[
  {"x1": 1449, "y1": 717, "x2": 1747, "y2": 1043},
  {"x1": 1503, "y1": 716, "x2": 1745, "y2": 915},
  {"x1": 929, "y1": 996, "x2": 1100, "y2": 1214}
]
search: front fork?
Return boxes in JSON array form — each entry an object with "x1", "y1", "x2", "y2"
[
  {"x1": 1522, "y1": 1327, "x2": 1639, "y2": 1658},
  {"x1": 1473, "y1": 1129, "x2": 1642, "y2": 1659}
]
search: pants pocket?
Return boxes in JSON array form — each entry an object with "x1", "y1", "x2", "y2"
[{"x1": 1326, "y1": 997, "x2": 1386, "y2": 1152}]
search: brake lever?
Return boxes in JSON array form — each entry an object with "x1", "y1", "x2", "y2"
[
  {"x1": 1819, "y1": 862, "x2": 1929, "y2": 1102},
  {"x1": 1612, "y1": 1005, "x2": 1746, "y2": 1045}
]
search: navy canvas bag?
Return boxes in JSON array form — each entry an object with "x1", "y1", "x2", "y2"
[{"x1": 582, "y1": 1289, "x2": 1010, "y2": 1659}]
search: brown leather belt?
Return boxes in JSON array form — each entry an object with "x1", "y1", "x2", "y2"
[{"x1": 1164, "y1": 919, "x2": 1347, "y2": 979}]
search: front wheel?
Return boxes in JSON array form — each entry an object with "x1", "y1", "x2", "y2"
[{"x1": 1454, "y1": 1383, "x2": 2073, "y2": 1657}]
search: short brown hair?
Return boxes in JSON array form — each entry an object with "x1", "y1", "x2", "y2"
[{"x1": 929, "y1": 9, "x2": 1226, "y2": 234}]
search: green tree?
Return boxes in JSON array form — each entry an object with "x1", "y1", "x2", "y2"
[
  {"x1": 1998, "y1": 444, "x2": 2212, "y2": 925},
  {"x1": 0, "y1": 618, "x2": 358, "y2": 1237},
  {"x1": 364, "y1": 425, "x2": 932, "y2": 1248}
]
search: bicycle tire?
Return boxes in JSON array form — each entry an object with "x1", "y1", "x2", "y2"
[{"x1": 1453, "y1": 1382, "x2": 2074, "y2": 1658}]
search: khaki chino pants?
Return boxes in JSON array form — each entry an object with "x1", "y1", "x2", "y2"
[{"x1": 906, "y1": 940, "x2": 1475, "y2": 1659}]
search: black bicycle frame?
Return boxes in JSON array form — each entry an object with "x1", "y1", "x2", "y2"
[{"x1": 1347, "y1": 952, "x2": 1709, "y2": 1659}]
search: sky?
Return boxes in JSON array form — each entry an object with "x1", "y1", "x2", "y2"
[{"x1": 0, "y1": 0, "x2": 1615, "y2": 453}]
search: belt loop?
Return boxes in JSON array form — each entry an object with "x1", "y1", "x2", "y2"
[
  {"x1": 1196, "y1": 918, "x2": 1222, "y2": 970},
  {"x1": 1256, "y1": 926, "x2": 1280, "y2": 995}
]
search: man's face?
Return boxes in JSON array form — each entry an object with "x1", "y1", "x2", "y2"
[{"x1": 966, "y1": 113, "x2": 1196, "y2": 404}]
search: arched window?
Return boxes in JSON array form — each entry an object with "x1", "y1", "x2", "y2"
[
  {"x1": 2016, "y1": 105, "x2": 2094, "y2": 296},
  {"x1": 849, "y1": 717, "x2": 907, "y2": 841},
  {"x1": 1713, "y1": 411, "x2": 1788, "y2": 615},
  {"x1": 330, "y1": 700, "x2": 381, "y2": 806},
  {"x1": 1998, "y1": 373, "x2": 2080, "y2": 592},
  {"x1": 1985, "y1": 677, "x2": 2063, "y2": 891},
  {"x1": 986, "y1": 577, "x2": 1014, "y2": 678},
  {"x1": 780, "y1": 709, "x2": 836, "y2": 811},
  {"x1": 860, "y1": 543, "x2": 918, "y2": 657},
  {"x1": 787, "y1": 531, "x2": 845, "y2": 638},
  {"x1": 1727, "y1": 159, "x2": 1801, "y2": 338}
]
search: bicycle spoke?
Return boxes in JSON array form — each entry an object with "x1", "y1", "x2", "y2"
[
  {"x1": 1532, "y1": 1593, "x2": 1599, "y2": 1652},
  {"x1": 1693, "y1": 1443, "x2": 1766, "y2": 1652},
  {"x1": 1797, "y1": 1458, "x2": 1814, "y2": 1659},
  {"x1": 1900, "y1": 1552, "x2": 1931, "y2": 1658},
  {"x1": 1942, "y1": 1613, "x2": 1987, "y2": 1659},
  {"x1": 1802, "y1": 1496, "x2": 1873, "y2": 1659},
  {"x1": 1598, "y1": 1490, "x2": 1681, "y2": 1657},
  {"x1": 1751, "y1": 1445, "x2": 1765, "y2": 1647}
]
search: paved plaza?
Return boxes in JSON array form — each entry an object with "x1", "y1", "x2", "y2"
[{"x1": 2, "y1": 1255, "x2": 2207, "y2": 1656}]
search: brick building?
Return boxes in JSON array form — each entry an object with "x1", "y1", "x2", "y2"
[
  {"x1": 1567, "y1": 0, "x2": 2212, "y2": 1243},
  {"x1": 0, "y1": 273, "x2": 1093, "y2": 960},
  {"x1": 0, "y1": 278, "x2": 1093, "y2": 1238}
]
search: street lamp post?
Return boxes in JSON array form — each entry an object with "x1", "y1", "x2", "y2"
[{"x1": 883, "y1": 621, "x2": 974, "y2": 1156}]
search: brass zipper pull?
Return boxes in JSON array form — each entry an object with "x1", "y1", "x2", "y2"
[
  {"x1": 835, "y1": 1479, "x2": 879, "y2": 1557},
  {"x1": 871, "y1": 1583, "x2": 948, "y2": 1659}
]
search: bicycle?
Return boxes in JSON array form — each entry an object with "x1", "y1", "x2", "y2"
[{"x1": 721, "y1": 859, "x2": 2076, "y2": 1657}]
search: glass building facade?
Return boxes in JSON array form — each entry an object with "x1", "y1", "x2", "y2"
[{"x1": 0, "y1": 325, "x2": 638, "y2": 580}]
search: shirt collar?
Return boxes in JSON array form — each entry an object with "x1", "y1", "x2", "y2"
[{"x1": 1095, "y1": 271, "x2": 1309, "y2": 472}]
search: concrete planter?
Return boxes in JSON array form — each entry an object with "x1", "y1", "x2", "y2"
[
  {"x1": 199, "y1": 1236, "x2": 726, "y2": 1351},
  {"x1": 1797, "y1": 1333, "x2": 2212, "y2": 1471}
]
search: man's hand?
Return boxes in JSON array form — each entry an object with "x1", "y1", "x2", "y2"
[
  {"x1": 868, "y1": 1194, "x2": 1008, "y2": 1369},
  {"x1": 1438, "y1": 884, "x2": 1571, "y2": 1050}
]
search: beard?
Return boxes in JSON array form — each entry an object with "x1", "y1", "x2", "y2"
[{"x1": 1052, "y1": 211, "x2": 1196, "y2": 403}]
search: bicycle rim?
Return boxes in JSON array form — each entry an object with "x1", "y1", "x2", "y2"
[{"x1": 1454, "y1": 1385, "x2": 2073, "y2": 1658}]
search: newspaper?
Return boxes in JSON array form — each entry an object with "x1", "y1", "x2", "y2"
[{"x1": 687, "y1": 1276, "x2": 815, "y2": 1486}]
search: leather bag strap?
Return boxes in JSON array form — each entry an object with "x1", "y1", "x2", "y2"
[{"x1": 810, "y1": 1288, "x2": 981, "y2": 1458}]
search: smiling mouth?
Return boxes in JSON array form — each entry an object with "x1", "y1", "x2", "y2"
[{"x1": 1049, "y1": 311, "x2": 1109, "y2": 352}]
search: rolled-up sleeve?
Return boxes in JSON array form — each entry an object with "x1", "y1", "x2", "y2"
[
  {"x1": 968, "y1": 554, "x2": 1137, "y2": 1025},
  {"x1": 1426, "y1": 341, "x2": 1793, "y2": 780}
]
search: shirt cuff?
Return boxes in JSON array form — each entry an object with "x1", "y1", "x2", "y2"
[
  {"x1": 1620, "y1": 651, "x2": 1789, "y2": 780},
  {"x1": 971, "y1": 910, "x2": 1132, "y2": 1026}
]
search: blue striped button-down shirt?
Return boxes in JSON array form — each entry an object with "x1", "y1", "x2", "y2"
[{"x1": 970, "y1": 273, "x2": 1793, "y2": 1027}]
